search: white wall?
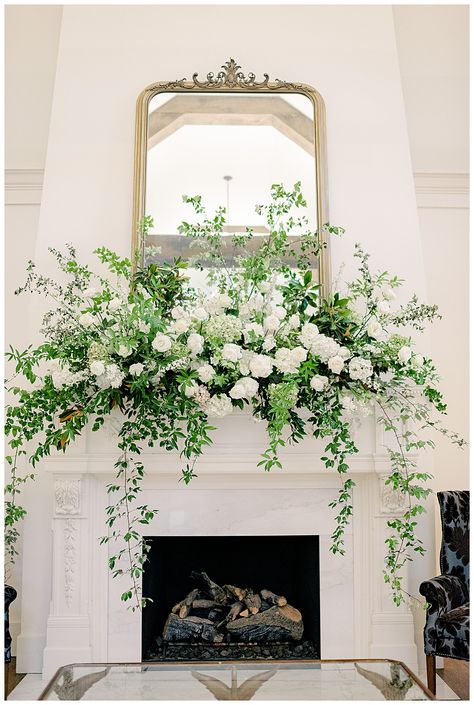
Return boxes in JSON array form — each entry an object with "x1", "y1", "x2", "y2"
[{"x1": 4, "y1": 3, "x2": 468, "y2": 674}]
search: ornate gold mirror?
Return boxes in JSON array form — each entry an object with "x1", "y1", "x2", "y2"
[{"x1": 132, "y1": 59, "x2": 329, "y2": 294}]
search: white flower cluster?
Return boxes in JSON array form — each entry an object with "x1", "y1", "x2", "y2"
[
  {"x1": 348, "y1": 357, "x2": 373, "y2": 382},
  {"x1": 95, "y1": 363, "x2": 125, "y2": 390},
  {"x1": 229, "y1": 377, "x2": 259, "y2": 400},
  {"x1": 205, "y1": 393, "x2": 233, "y2": 418},
  {"x1": 274, "y1": 346, "x2": 307, "y2": 374},
  {"x1": 49, "y1": 360, "x2": 86, "y2": 390}
]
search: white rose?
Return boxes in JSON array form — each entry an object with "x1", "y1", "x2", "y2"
[
  {"x1": 170, "y1": 318, "x2": 190, "y2": 335},
  {"x1": 262, "y1": 335, "x2": 276, "y2": 351},
  {"x1": 305, "y1": 304, "x2": 317, "y2": 317},
  {"x1": 187, "y1": 333, "x2": 204, "y2": 356},
  {"x1": 117, "y1": 344, "x2": 132, "y2": 358},
  {"x1": 222, "y1": 343, "x2": 242, "y2": 363},
  {"x1": 300, "y1": 322, "x2": 319, "y2": 348},
  {"x1": 129, "y1": 363, "x2": 144, "y2": 377},
  {"x1": 192, "y1": 307, "x2": 209, "y2": 321},
  {"x1": 272, "y1": 305, "x2": 286, "y2": 320},
  {"x1": 184, "y1": 380, "x2": 199, "y2": 398},
  {"x1": 288, "y1": 314, "x2": 300, "y2": 330},
  {"x1": 328, "y1": 355, "x2": 345, "y2": 374},
  {"x1": 83, "y1": 286, "x2": 98, "y2": 298},
  {"x1": 79, "y1": 312, "x2": 94, "y2": 328},
  {"x1": 339, "y1": 346, "x2": 351, "y2": 360},
  {"x1": 197, "y1": 364, "x2": 215, "y2": 383},
  {"x1": 398, "y1": 346, "x2": 412, "y2": 364},
  {"x1": 310, "y1": 374, "x2": 329, "y2": 392},
  {"x1": 249, "y1": 353, "x2": 273, "y2": 378},
  {"x1": 412, "y1": 353, "x2": 424, "y2": 368},
  {"x1": 382, "y1": 285, "x2": 396, "y2": 301},
  {"x1": 367, "y1": 320, "x2": 384, "y2": 340},
  {"x1": 138, "y1": 321, "x2": 150, "y2": 334},
  {"x1": 217, "y1": 293, "x2": 232, "y2": 309},
  {"x1": 264, "y1": 314, "x2": 280, "y2": 332},
  {"x1": 377, "y1": 300, "x2": 391, "y2": 315},
  {"x1": 108, "y1": 298, "x2": 122, "y2": 312},
  {"x1": 90, "y1": 360, "x2": 105, "y2": 376},
  {"x1": 171, "y1": 305, "x2": 187, "y2": 320},
  {"x1": 258, "y1": 281, "x2": 272, "y2": 293},
  {"x1": 152, "y1": 333, "x2": 172, "y2": 353}
]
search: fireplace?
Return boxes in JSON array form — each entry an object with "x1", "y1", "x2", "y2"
[{"x1": 142, "y1": 535, "x2": 320, "y2": 661}]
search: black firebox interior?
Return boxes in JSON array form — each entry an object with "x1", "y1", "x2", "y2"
[{"x1": 141, "y1": 535, "x2": 320, "y2": 659}]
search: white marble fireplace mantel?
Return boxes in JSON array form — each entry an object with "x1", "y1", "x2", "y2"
[{"x1": 28, "y1": 411, "x2": 418, "y2": 679}]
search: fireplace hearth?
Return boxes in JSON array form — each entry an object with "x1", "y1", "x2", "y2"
[{"x1": 142, "y1": 535, "x2": 320, "y2": 661}]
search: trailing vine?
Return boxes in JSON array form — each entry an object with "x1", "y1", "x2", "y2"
[{"x1": 4, "y1": 183, "x2": 465, "y2": 608}]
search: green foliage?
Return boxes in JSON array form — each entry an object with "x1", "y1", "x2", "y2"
[{"x1": 4, "y1": 183, "x2": 464, "y2": 609}]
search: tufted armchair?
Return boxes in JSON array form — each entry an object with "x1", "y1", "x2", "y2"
[{"x1": 420, "y1": 490, "x2": 469, "y2": 695}]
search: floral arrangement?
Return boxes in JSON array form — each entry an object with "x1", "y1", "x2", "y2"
[{"x1": 5, "y1": 183, "x2": 464, "y2": 611}]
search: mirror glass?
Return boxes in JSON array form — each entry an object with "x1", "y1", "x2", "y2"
[{"x1": 144, "y1": 91, "x2": 318, "y2": 285}]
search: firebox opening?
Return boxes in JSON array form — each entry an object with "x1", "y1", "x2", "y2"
[{"x1": 142, "y1": 535, "x2": 320, "y2": 661}]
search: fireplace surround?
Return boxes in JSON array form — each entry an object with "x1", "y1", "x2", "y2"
[
  {"x1": 25, "y1": 410, "x2": 419, "y2": 679},
  {"x1": 141, "y1": 535, "x2": 320, "y2": 661}
]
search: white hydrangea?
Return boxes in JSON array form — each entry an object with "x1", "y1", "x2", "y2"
[
  {"x1": 187, "y1": 333, "x2": 204, "y2": 356},
  {"x1": 90, "y1": 360, "x2": 106, "y2": 376},
  {"x1": 300, "y1": 322, "x2": 319, "y2": 349},
  {"x1": 348, "y1": 357, "x2": 373, "y2": 382},
  {"x1": 229, "y1": 377, "x2": 259, "y2": 400},
  {"x1": 222, "y1": 343, "x2": 242, "y2": 363},
  {"x1": 205, "y1": 314, "x2": 242, "y2": 342},
  {"x1": 274, "y1": 347, "x2": 307, "y2": 374},
  {"x1": 310, "y1": 334, "x2": 341, "y2": 362},
  {"x1": 205, "y1": 394, "x2": 233, "y2": 418},
  {"x1": 398, "y1": 346, "x2": 412, "y2": 364},
  {"x1": 205, "y1": 294, "x2": 232, "y2": 315},
  {"x1": 152, "y1": 333, "x2": 172, "y2": 353},
  {"x1": 243, "y1": 322, "x2": 264, "y2": 342},
  {"x1": 129, "y1": 363, "x2": 144, "y2": 377},
  {"x1": 328, "y1": 355, "x2": 345, "y2": 374},
  {"x1": 49, "y1": 360, "x2": 86, "y2": 390},
  {"x1": 310, "y1": 374, "x2": 329, "y2": 392},
  {"x1": 79, "y1": 312, "x2": 95, "y2": 328},
  {"x1": 96, "y1": 363, "x2": 124, "y2": 389},
  {"x1": 197, "y1": 363, "x2": 215, "y2": 383},
  {"x1": 249, "y1": 353, "x2": 273, "y2": 378}
]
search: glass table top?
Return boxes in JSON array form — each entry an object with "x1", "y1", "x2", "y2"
[{"x1": 39, "y1": 660, "x2": 433, "y2": 700}]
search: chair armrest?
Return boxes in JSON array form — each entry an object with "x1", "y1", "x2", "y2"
[{"x1": 420, "y1": 574, "x2": 468, "y2": 616}]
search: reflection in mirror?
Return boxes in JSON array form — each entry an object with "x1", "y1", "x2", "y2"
[{"x1": 144, "y1": 92, "x2": 317, "y2": 287}]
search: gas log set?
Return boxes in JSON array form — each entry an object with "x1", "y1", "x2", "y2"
[{"x1": 162, "y1": 571, "x2": 304, "y2": 645}]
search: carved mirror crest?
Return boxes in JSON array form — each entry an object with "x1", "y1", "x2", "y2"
[{"x1": 132, "y1": 59, "x2": 330, "y2": 295}]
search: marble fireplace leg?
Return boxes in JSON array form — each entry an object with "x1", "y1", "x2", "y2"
[
  {"x1": 42, "y1": 475, "x2": 92, "y2": 680},
  {"x1": 367, "y1": 471, "x2": 418, "y2": 671}
]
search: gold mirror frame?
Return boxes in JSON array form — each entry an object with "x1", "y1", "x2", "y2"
[{"x1": 132, "y1": 59, "x2": 330, "y2": 296}]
